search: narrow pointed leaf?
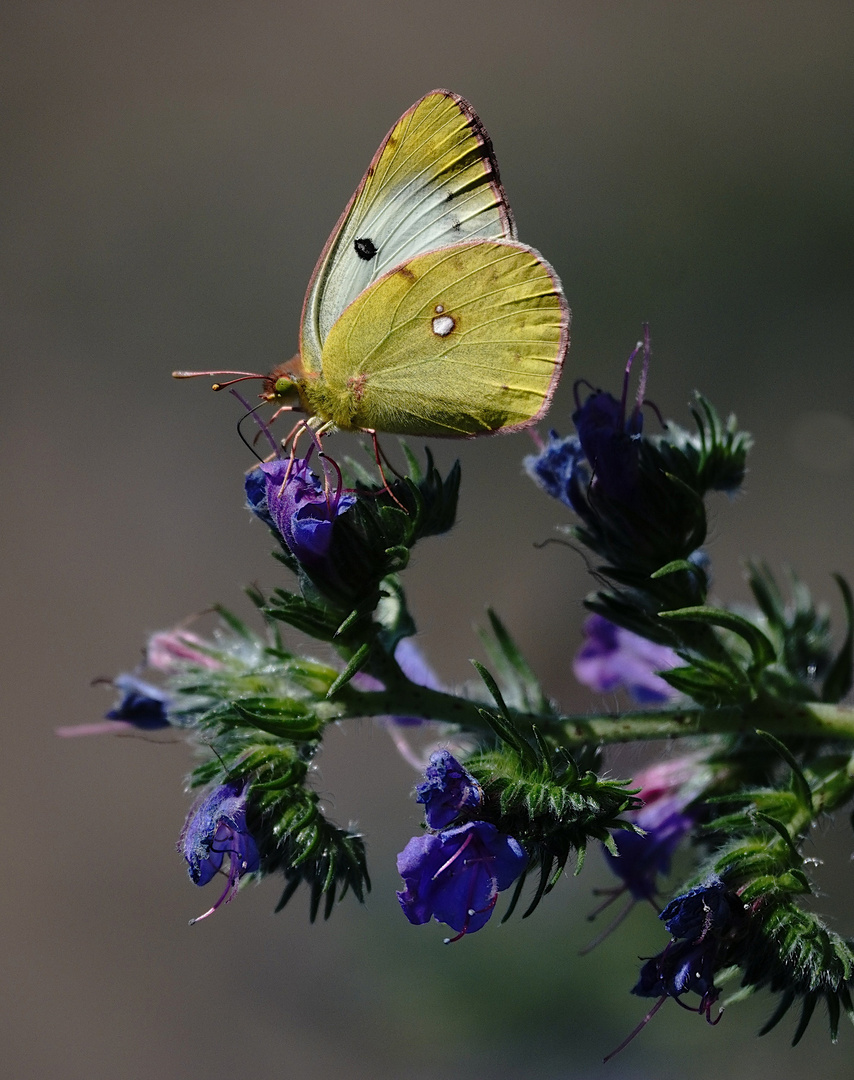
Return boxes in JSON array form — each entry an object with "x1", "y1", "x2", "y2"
[{"x1": 822, "y1": 574, "x2": 854, "y2": 702}]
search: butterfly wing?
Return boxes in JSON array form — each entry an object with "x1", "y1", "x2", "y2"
[
  {"x1": 299, "y1": 90, "x2": 516, "y2": 375},
  {"x1": 303, "y1": 240, "x2": 569, "y2": 437}
]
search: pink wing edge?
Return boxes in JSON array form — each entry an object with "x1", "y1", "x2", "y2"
[{"x1": 486, "y1": 244, "x2": 571, "y2": 438}]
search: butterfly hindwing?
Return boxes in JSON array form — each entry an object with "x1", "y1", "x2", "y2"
[
  {"x1": 304, "y1": 240, "x2": 569, "y2": 437},
  {"x1": 299, "y1": 90, "x2": 516, "y2": 374}
]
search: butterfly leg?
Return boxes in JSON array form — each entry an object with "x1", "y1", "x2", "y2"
[{"x1": 368, "y1": 430, "x2": 407, "y2": 510}]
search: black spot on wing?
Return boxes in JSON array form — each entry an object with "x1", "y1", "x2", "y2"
[{"x1": 354, "y1": 237, "x2": 378, "y2": 260}]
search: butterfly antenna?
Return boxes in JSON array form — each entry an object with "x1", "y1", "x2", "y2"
[{"x1": 172, "y1": 369, "x2": 267, "y2": 391}]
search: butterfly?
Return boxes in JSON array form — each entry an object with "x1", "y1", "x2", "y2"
[{"x1": 176, "y1": 89, "x2": 569, "y2": 440}]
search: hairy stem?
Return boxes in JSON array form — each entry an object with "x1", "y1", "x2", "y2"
[{"x1": 328, "y1": 683, "x2": 854, "y2": 747}]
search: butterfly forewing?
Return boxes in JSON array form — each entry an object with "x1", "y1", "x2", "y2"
[
  {"x1": 308, "y1": 240, "x2": 568, "y2": 437},
  {"x1": 300, "y1": 90, "x2": 515, "y2": 374}
]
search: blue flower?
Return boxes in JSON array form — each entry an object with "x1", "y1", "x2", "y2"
[
  {"x1": 396, "y1": 821, "x2": 527, "y2": 939},
  {"x1": 524, "y1": 430, "x2": 589, "y2": 514},
  {"x1": 415, "y1": 750, "x2": 483, "y2": 829},
  {"x1": 632, "y1": 877, "x2": 743, "y2": 1016},
  {"x1": 574, "y1": 388, "x2": 643, "y2": 505},
  {"x1": 634, "y1": 937, "x2": 719, "y2": 1001},
  {"x1": 592, "y1": 754, "x2": 713, "y2": 941},
  {"x1": 573, "y1": 614, "x2": 680, "y2": 705},
  {"x1": 659, "y1": 877, "x2": 736, "y2": 940},
  {"x1": 56, "y1": 673, "x2": 172, "y2": 738},
  {"x1": 607, "y1": 808, "x2": 694, "y2": 902},
  {"x1": 104, "y1": 674, "x2": 172, "y2": 727},
  {"x1": 525, "y1": 333, "x2": 719, "y2": 573},
  {"x1": 179, "y1": 779, "x2": 260, "y2": 924},
  {"x1": 246, "y1": 457, "x2": 355, "y2": 566},
  {"x1": 525, "y1": 384, "x2": 644, "y2": 515}
]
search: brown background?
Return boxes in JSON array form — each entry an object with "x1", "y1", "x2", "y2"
[{"x1": 3, "y1": 2, "x2": 853, "y2": 1078}]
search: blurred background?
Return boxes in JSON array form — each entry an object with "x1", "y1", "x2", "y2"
[{"x1": 2, "y1": 2, "x2": 853, "y2": 1077}]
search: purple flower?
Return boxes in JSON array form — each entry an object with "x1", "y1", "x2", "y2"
[
  {"x1": 104, "y1": 674, "x2": 171, "y2": 726},
  {"x1": 634, "y1": 937, "x2": 719, "y2": 1002},
  {"x1": 573, "y1": 389, "x2": 643, "y2": 506},
  {"x1": 179, "y1": 779, "x2": 260, "y2": 924},
  {"x1": 607, "y1": 810, "x2": 694, "y2": 902},
  {"x1": 573, "y1": 614, "x2": 680, "y2": 704},
  {"x1": 632, "y1": 877, "x2": 743, "y2": 1017},
  {"x1": 390, "y1": 637, "x2": 445, "y2": 727},
  {"x1": 56, "y1": 673, "x2": 172, "y2": 738},
  {"x1": 415, "y1": 750, "x2": 483, "y2": 829},
  {"x1": 525, "y1": 381, "x2": 644, "y2": 515},
  {"x1": 524, "y1": 430, "x2": 589, "y2": 514},
  {"x1": 659, "y1": 877, "x2": 736, "y2": 941},
  {"x1": 397, "y1": 821, "x2": 527, "y2": 939},
  {"x1": 146, "y1": 628, "x2": 222, "y2": 672},
  {"x1": 246, "y1": 457, "x2": 355, "y2": 566},
  {"x1": 603, "y1": 752, "x2": 711, "y2": 901}
]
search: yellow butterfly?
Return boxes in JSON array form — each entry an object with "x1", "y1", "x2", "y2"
[{"x1": 176, "y1": 90, "x2": 569, "y2": 439}]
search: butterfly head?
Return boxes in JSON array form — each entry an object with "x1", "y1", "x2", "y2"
[{"x1": 262, "y1": 355, "x2": 311, "y2": 408}]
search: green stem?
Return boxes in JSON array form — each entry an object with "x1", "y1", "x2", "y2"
[{"x1": 328, "y1": 684, "x2": 854, "y2": 746}]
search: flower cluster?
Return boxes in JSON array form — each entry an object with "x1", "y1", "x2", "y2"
[{"x1": 69, "y1": 331, "x2": 854, "y2": 1058}]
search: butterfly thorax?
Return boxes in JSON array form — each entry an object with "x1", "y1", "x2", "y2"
[{"x1": 298, "y1": 374, "x2": 364, "y2": 432}]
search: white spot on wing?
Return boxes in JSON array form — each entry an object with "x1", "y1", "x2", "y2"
[{"x1": 431, "y1": 314, "x2": 455, "y2": 337}]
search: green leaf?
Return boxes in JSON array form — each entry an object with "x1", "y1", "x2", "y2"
[
  {"x1": 754, "y1": 812, "x2": 803, "y2": 863},
  {"x1": 747, "y1": 561, "x2": 786, "y2": 629},
  {"x1": 326, "y1": 643, "x2": 371, "y2": 697},
  {"x1": 823, "y1": 574, "x2": 854, "y2": 702},
  {"x1": 479, "y1": 609, "x2": 551, "y2": 714},
  {"x1": 650, "y1": 558, "x2": 707, "y2": 585},
  {"x1": 213, "y1": 604, "x2": 257, "y2": 640},
  {"x1": 266, "y1": 591, "x2": 342, "y2": 640},
  {"x1": 755, "y1": 728, "x2": 813, "y2": 812},
  {"x1": 660, "y1": 656, "x2": 753, "y2": 704},
  {"x1": 792, "y1": 994, "x2": 818, "y2": 1045},
  {"x1": 660, "y1": 605, "x2": 777, "y2": 670},
  {"x1": 232, "y1": 698, "x2": 322, "y2": 740}
]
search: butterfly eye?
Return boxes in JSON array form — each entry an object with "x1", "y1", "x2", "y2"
[
  {"x1": 268, "y1": 375, "x2": 301, "y2": 404},
  {"x1": 354, "y1": 238, "x2": 378, "y2": 261}
]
